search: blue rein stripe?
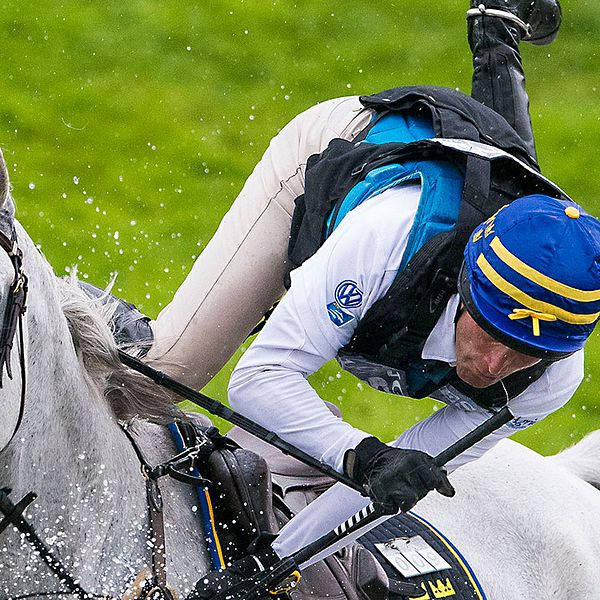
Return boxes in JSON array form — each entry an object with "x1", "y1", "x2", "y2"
[{"x1": 168, "y1": 422, "x2": 226, "y2": 571}]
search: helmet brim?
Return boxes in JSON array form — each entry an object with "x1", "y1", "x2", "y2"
[{"x1": 457, "y1": 262, "x2": 573, "y2": 361}]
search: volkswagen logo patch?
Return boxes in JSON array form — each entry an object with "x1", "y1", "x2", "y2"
[{"x1": 335, "y1": 280, "x2": 363, "y2": 308}]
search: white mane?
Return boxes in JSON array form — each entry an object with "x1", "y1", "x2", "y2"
[{"x1": 57, "y1": 274, "x2": 181, "y2": 423}]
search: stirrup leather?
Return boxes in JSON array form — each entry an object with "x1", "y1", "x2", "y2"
[{"x1": 466, "y1": 4, "x2": 533, "y2": 38}]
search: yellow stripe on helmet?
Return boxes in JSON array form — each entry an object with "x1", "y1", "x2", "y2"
[
  {"x1": 476, "y1": 254, "x2": 600, "y2": 325},
  {"x1": 489, "y1": 236, "x2": 600, "y2": 302}
]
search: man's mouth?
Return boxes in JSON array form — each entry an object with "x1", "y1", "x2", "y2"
[{"x1": 458, "y1": 365, "x2": 500, "y2": 388}]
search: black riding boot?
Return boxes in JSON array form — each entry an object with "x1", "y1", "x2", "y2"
[
  {"x1": 468, "y1": 0, "x2": 562, "y2": 44},
  {"x1": 78, "y1": 280, "x2": 154, "y2": 356},
  {"x1": 467, "y1": 0, "x2": 562, "y2": 164}
]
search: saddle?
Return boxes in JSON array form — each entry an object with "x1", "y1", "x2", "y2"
[
  {"x1": 179, "y1": 407, "x2": 485, "y2": 600},
  {"x1": 222, "y1": 426, "x2": 486, "y2": 600},
  {"x1": 176, "y1": 410, "x2": 392, "y2": 600}
]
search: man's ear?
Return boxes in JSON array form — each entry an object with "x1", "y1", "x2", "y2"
[{"x1": 454, "y1": 302, "x2": 466, "y2": 325}]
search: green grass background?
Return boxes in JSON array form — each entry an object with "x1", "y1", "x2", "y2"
[{"x1": 4, "y1": 1, "x2": 600, "y2": 455}]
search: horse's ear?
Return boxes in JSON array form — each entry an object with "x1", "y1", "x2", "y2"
[
  {"x1": 0, "y1": 149, "x2": 10, "y2": 208},
  {"x1": 0, "y1": 149, "x2": 14, "y2": 234}
]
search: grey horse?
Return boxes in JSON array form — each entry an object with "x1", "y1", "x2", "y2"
[
  {"x1": 2, "y1": 146, "x2": 600, "y2": 599},
  {"x1": 0, "y1": 148, "x2": 212, "y2": 597}
]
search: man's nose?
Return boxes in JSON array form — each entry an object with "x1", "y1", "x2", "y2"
[{"x1": 484, "y1": 348, "x2": 510, "y2": 377}]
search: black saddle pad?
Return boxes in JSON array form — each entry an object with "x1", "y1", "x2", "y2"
[{"x1": 359, "y1": 511, "x2": 486, "y2": 600}]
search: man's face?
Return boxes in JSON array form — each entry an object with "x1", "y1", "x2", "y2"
[{"x1": 455, "y1": 309, "x2": 541, "y2": 388}]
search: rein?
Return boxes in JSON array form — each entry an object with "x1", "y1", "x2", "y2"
[
  {"x1": 119, "y1": 423, "x2": 216, "y2": 600},
  {"x1": 0, "y1": 226, "x2": 28, "y2": 446}
]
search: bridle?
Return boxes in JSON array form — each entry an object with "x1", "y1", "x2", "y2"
[
  {"x1": 0, "y1": 431, "x2": 209, "y2": 600},
  {"x1": 0, "y1": 225, "x2": 28, "y2": 446}
]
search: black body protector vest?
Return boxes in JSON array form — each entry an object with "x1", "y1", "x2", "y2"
[{"x1": 287, "y1": 86, "x2": 571, "y2": 410}]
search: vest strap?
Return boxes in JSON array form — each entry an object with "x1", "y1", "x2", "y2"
[{"x1": 439, "y1": 155, "x2": 492, "y2": 279}]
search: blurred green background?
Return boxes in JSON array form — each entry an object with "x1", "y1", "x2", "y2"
[{"x1": 5, "y1": 1, "x2": 600, "y2": 454}]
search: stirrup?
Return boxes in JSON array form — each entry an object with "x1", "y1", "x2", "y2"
[{"x1": 467, "y1": 4, "x2": 533, "y2": 39}]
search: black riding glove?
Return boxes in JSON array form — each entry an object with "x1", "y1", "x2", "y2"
[
  {"x1": 344, "y1": 437, "x2": 455, "y2": 513},
  {"x1": 186, "y1": 547, "x2": 279, "y2": 600}
]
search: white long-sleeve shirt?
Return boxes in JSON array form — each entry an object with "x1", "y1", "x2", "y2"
[
  {"x1": 228, "y1": 180, "x2": 584, "y2": 562},
  {"x1": 229, "y1": 181, "x2": 584, "y2": 474}
]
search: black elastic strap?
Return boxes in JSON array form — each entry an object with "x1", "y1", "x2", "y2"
[{"x1": 444, "y1": 154, "x2": 491, "y2": 265}]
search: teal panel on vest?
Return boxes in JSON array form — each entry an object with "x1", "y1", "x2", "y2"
[
  {"x1": 326, "y1": 159, "x2": 464, "y2": 273},
  {"x1": 326, "y1": 164, "x2": 422, "y2": 235},
  {"x1": 364, "y1": 112, "x2": 435, "y2": 145},
  {"x1": 326, "y1": 110, "x2": 464, "y2": 275},
  {"x1": 399, "y1": 160, "x2": 464, "y2": 272}
]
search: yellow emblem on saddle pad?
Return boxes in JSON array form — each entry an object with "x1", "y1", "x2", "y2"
[{"x1": 410, "y1": 578, "x2": 457, "y2": 599}]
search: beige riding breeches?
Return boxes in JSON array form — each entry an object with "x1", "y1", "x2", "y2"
[{"x1": 147, "y1": 96, "x2": 373, "y2": 389}]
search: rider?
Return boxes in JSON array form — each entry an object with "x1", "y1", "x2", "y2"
[{"x1": 94, "y1": 0, "x2": 600, "y2": 596}]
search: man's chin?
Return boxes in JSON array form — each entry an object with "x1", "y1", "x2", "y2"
[{"x1": 456, "y1": 367, "x2": 498, "y2": 389}]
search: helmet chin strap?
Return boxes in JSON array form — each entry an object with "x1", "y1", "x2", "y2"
[{"x1": 454, "y1": 301, "x2": 466, "y2": 325}]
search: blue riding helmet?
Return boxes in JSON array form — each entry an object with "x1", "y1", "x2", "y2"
[{"x1": 458, "y1": 194, "x2": 600, "y2": 359}]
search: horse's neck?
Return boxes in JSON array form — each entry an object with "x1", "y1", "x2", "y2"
[
  {"x1": 6, "y1": 379, "x2": 148, "y2": 589},
  {"x1": 0, "y1": 236, "x2": 150, "y2": 594},
  {"x1": 0, "y1": 230, "x2": 211, "y2": 596},
  {"x1": 10, "y1": 234, "x2": 144, "y2": 495},
  {"x1": 5, "y1": 370, "x2": 211, "y2": 596}
]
